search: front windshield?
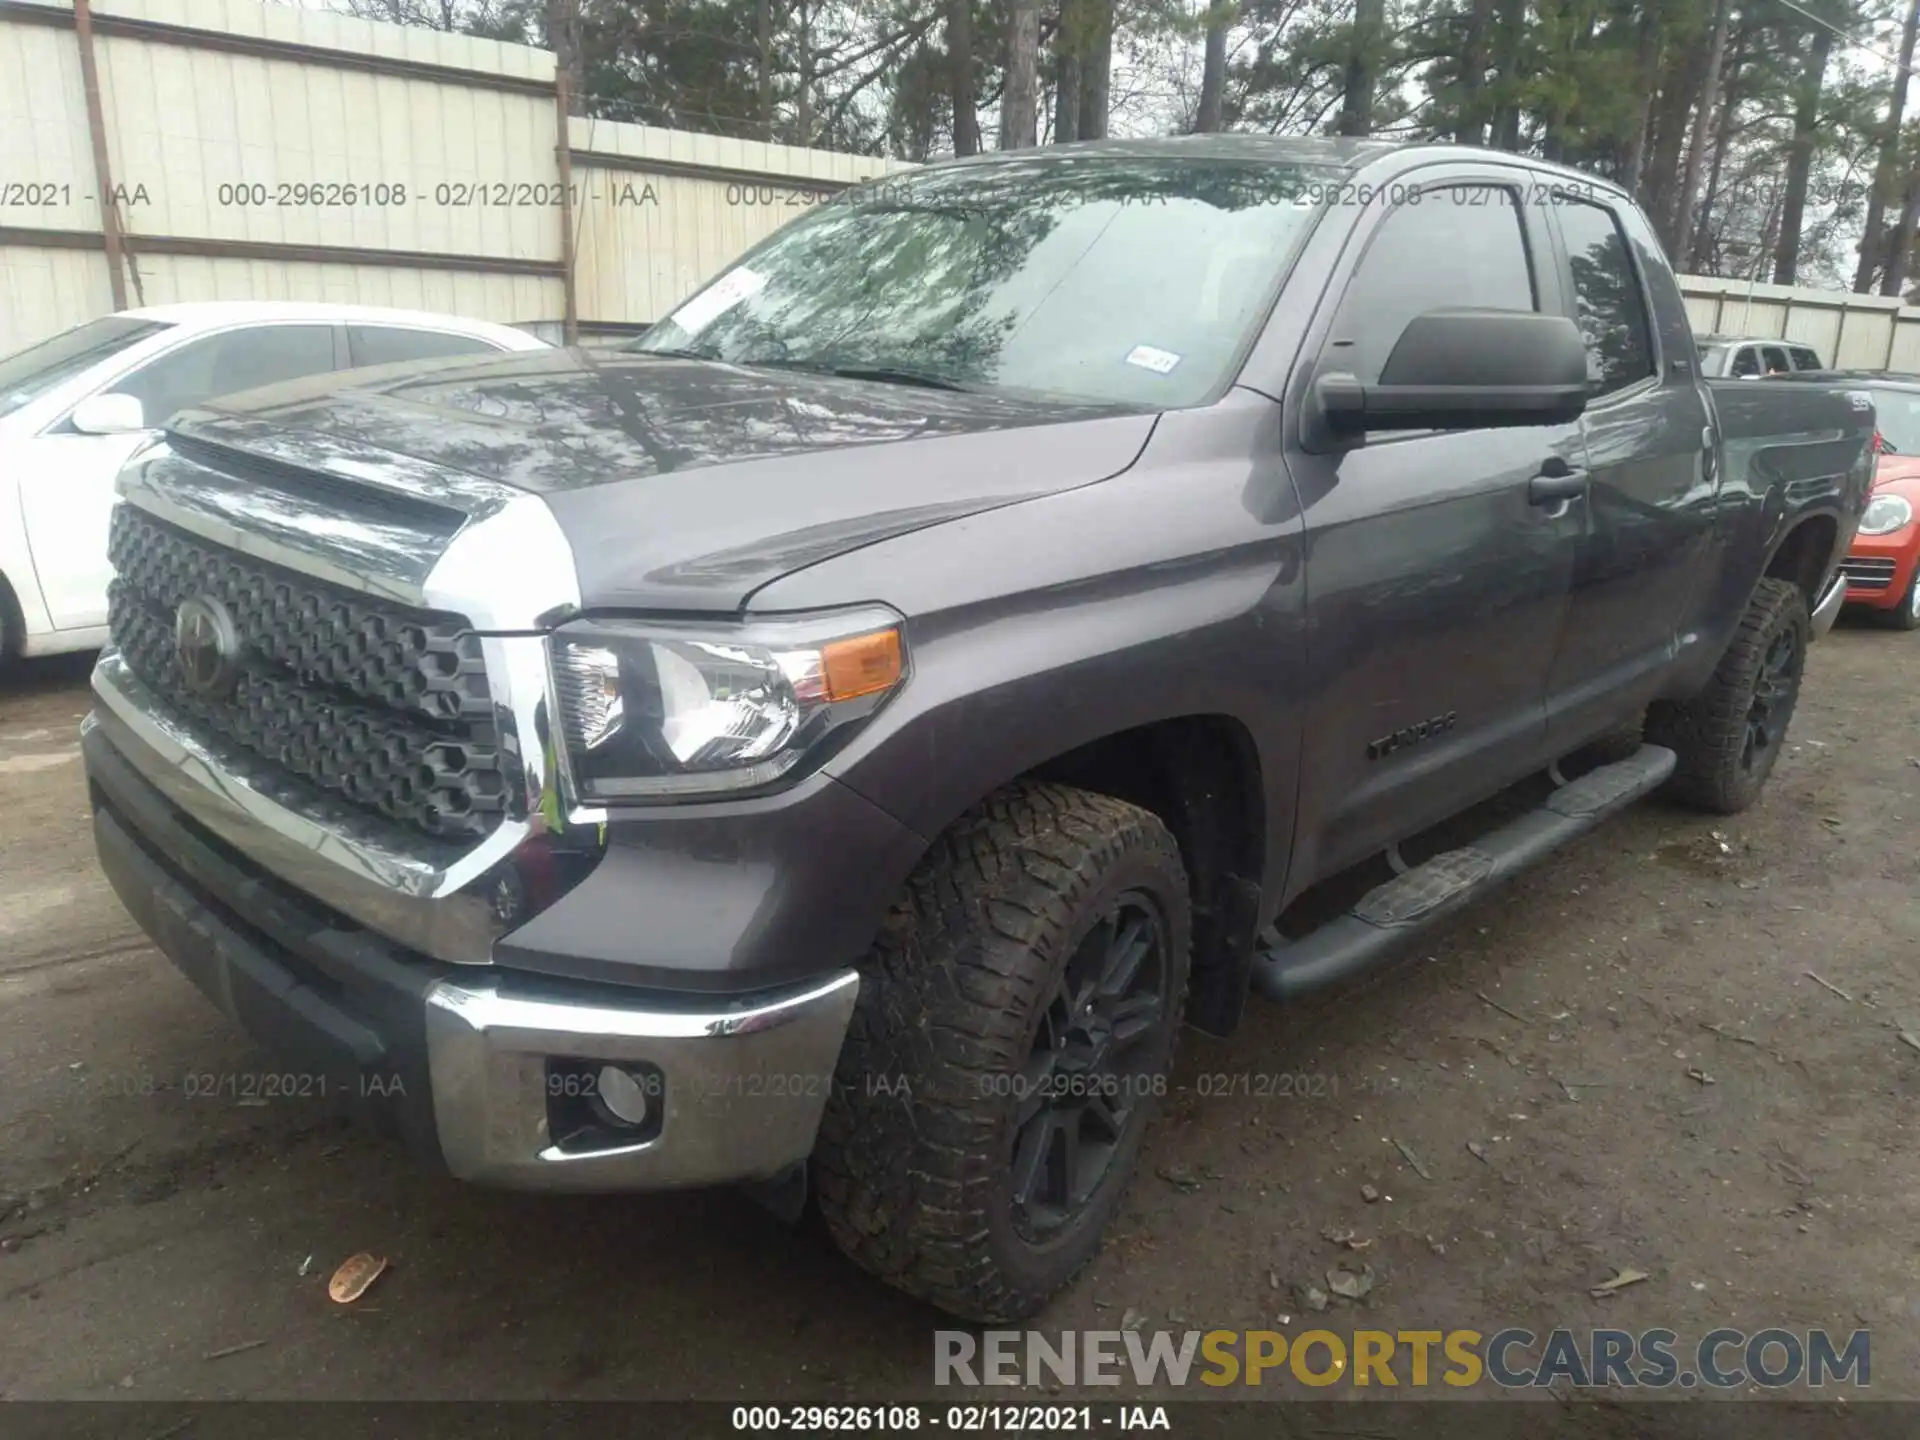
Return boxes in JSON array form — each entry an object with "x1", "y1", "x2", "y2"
[
  {"x1": 1868, "y1": 386, "x2": 1920, "y2": 455},
  {"x1": 0, "y1": 316, "x2": 170, "y2": 420},
  {"x1": 630, "y1": 154, "x2": 1340, "y2": 407}
]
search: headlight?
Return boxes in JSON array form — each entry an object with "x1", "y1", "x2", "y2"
[
  {"x1": 549, "y1": 607, "x2": 907, "y2": 802},
  {"x1": 1860, "y1": 493, "x2": 1914, "y2": 535}
]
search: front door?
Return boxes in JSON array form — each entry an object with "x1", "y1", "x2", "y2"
[{"x1": 1285, "y1": 176, "x2": 1586, "y2": 885}]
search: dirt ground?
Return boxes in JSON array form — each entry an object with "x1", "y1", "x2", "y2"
[{"x1": 2, "y1": 624, "x2": 1917, "y2": 1404}]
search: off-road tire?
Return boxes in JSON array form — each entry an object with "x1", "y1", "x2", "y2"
[
  {"x1": 1646, "y1": 577, "x2": 1809, "y2": 814},
  {"x1": 812, "y1": 781, "x2": 1191, "y2": 1323}
]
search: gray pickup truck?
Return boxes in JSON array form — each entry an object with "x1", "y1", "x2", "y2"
[{"x1": 84, "y1": 137, "x2": 1871, "y2": 1323}]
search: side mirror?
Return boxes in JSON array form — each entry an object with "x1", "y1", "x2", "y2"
[
  {"x1": 1315, "y1": 308, "x2": 1590, "y2": 437},
  {"x1": 69, "y1": 393, "x2": 149, "y2": 436}
]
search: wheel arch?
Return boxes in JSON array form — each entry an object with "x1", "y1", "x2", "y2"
[
  {"x1": 1763, "y1": 511, "x2": 1840, "y2": 609},
  {"x1": 879, "y1": 712, "x2": 1270, "y2": 1039}
]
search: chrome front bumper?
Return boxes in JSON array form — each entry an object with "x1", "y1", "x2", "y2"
[
  {"x1": 86, "y1": 709, "x2": 862, "y2": 1193},
  {"x1": 1811, "y1": 567, "x2": 1848, "y2": 639},
  {"x1": 424, "y1": 970, "x2": 860, "y2": 1190}
]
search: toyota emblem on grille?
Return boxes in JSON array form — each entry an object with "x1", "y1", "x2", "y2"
[{"x1": 174, "y1": 596, "x2": 242, "y2": 698}]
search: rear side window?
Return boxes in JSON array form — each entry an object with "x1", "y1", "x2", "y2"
[
  {"x1": 347, "y1": 325, "x2": 497, "y2": 368},
  {"x1": 1791, "y1": 347, "x2": 1822, "y2": 370},
  {"x1": 1558, "y1": 200, "x2": 1655, "y2": 396},
  {"x1": 1326, "y1": 185, "x2": 1538, "y2": 385},
  {"x1": 1730, "y1": 347, "x2": 1761, "y2": 378},
  {"x1": 109, "y1": 324, "x2": 339, "y2": 427}
]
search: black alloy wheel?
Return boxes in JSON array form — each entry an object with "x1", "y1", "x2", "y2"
[{"x1": 1010, "y1": 893, "x2": 1171, "y2": 1246}]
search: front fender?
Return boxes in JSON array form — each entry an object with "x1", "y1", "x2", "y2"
[
  {"x1": 753, "y1": 398, "x2": 1309, "y2": 907},
  {"x1": 0, "y1": 469, "x2": 52, "y2": 646}
]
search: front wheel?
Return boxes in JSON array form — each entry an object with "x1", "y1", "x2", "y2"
[
  {"x1": 1647, "y1": 577, "x2": 1809, "y2": 814},
  {"x1": 812, "y1": 781, "x2": 1190, "y2": 1323},
  {"x1": 1885, "y1": 561, "x2": 1920, "y2": 631}
]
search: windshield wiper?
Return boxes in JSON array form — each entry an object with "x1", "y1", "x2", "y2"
[
  {"x1": 722, "y1": 353, "x2": 974, "y2": 392},
  {"x1": 630, "y1": 345, "x2": 718, "y2": 362},
  {"x1": 633, "y1": 349, "x2": 968, "y2": 392},
  {"x1": 810, "y1": 363, "x2": 971, "y2": 392}
]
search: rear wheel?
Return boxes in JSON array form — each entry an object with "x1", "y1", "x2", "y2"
[
  {"x1": 1647, "y1": 577, "x2": 1809, "y2": 814},
  {"x1": 812, "y1": 781, "x2": 1190, "y2": 1323}
]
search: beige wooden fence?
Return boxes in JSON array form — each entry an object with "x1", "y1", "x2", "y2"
[
  {"x1": 0, "y1": 0, "x2": 906, "y2": 353},
  {"x1": 1674, "y1": 273, "x2": 1920, "y2": 373}
]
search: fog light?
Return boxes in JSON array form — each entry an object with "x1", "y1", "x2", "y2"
[{"x1": 596, "y1": 1064, "x2": 652, "y2": 1127}]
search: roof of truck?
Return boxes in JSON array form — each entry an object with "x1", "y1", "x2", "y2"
[{"x1": 908, "y1": 136, "x2": 1630, "y2": 197}]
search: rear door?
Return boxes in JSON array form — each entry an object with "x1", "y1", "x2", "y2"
[
  {"x1": 1542, "y1": 193, "x2": 1718, "y2": 747},
  {"x1": 16, "y1": 322, "x2": 341, "y2": 630},
  {"x1": 1284, "y1": 171, "x2": 1585, "y2": 883}
]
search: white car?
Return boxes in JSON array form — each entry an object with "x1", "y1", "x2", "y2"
[{"x1": 0, "y1": 301, "x2": 549, "y2": 661}]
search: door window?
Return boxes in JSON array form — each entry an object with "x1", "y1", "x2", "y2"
[
  {"x1": 1729, "y1": 347, "x2": 1761, "y2": 377},
  {"x1": 1325, "y1": 185, "x2": 1539, "y2": 385},
  {"x1": 1760, "y1": 345, "x2": 1791, "y2": 376},
  {"x1": 347, "y1": 325, "x2": 498, "y2": 368},
  {"x1": 1558, "y1": 201, "x2": 1656, "y2": 396},
  {"x1": 1, "y1": 316, "x2": 172, "y2": 420},
  {"x1": 107, "y1": 324, "x2": 339, "y2": 428},
  {"x1": 1790, "y1": 347, "x2": 1822, "y2": 370}
]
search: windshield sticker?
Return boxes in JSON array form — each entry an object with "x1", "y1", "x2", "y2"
[
  {"x1": 670, "y1": 267, "x2": 768, "y2": 335},
  {"x1": 1126, "y1": 345, "x2": 1182, "y2": 375}
]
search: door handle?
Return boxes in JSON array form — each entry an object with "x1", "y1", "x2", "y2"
[{"x1": 1528, "y1": 464, "x2": 1589, "y2": 505}]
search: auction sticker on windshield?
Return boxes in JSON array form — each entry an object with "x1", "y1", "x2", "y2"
[
  {"x1": 670, "y1": 267, "x2": 768, "y2": 334},
  {"x1": 1125, "y1": 345, "x2": 1182, "y2": 375}
]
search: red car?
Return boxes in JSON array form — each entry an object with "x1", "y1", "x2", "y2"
[{"x1": 1836, "y1": 377, "x2": 1920, "y2": 628}]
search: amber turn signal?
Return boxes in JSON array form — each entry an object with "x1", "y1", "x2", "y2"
[{"x1": 822, "y1": 628, "x2": 905, "y2": 702}]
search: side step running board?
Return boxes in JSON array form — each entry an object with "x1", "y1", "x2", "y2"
[{"x1": 1251, "y1": 744, "x2": 1676, "y2": 1002}]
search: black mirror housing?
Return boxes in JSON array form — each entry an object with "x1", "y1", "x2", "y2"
[{"x1": 1317, "y1": 308, "x2": 1591, "y2": 436}]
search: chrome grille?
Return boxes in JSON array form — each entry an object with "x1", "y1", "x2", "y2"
[
  {"x1": 1841, "y1": 556, "x2": 1897, "y2": 590},
  {"x1": 107, "y1": 504, "x2": 517, "y2": 841}
]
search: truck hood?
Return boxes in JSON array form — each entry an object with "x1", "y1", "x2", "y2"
[{"x1": 171, "y1": 348, "x2": 1158, "y2": 613}]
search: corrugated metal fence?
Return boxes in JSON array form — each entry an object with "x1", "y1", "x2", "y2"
[
  {"x1": 0, "y1": 0, "x2": 906, "y2": 353},
  {"x1": 10, "y1": 0, "x2": 1920, "y2": 371}
]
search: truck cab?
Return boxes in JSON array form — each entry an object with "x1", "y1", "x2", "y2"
[{"x1": 1697, "y1": 334, "x2": 1826, "y2": 378}]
